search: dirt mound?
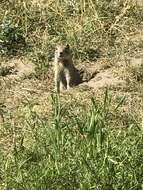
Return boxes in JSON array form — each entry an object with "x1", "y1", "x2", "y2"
[
  {"x1": 83, "y1": 69, "x2": 125, "y2": 89},
  {"x1": 78, "y1": 60, "x2": 125, "y2": 89},
  {"x1": 0, "y1": 58, "x2": 36, "y2": 79}
]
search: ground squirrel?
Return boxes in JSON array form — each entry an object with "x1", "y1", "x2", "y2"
[{"x1": 54, "y1": 44, "x2": 81, "y2": 93}]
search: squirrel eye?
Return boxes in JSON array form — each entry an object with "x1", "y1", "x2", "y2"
[{"x1": 66, "y1": 44, "x2": 70, "y2": 49}]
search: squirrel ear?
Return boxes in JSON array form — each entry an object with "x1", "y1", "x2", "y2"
[
  {"x1": 66, "y1": 44, "x2": 70, "y2": 49},
  {"x1": 55, "y1": 45, "x2": 58, "y2": 50}
]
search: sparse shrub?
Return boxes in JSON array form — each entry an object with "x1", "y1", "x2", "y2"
[{"x1": 0, "y1": 19, "x2": 26, "y2": 56}]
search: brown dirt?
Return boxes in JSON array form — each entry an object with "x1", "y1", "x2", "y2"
[
  {"x1": 0, "y1": 56, "x2": 143, "y2": 123},
  {"x1": 0, "y1": 57, "x2": 36, "y2": 79},
  {"x1": 0, "y1": 55, "x2": 143, "y2": 155}
]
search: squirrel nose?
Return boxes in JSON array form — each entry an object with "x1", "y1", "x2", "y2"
[{"x1": 59, "y1": 52, "x2": 63, "y2": 57}]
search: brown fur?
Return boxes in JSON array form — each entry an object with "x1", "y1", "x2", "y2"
[{"x1": 54, "y1": 44, "x2": 81, "y2": 93}]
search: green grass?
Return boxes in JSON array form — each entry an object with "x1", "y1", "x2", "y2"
[
  {"x1": 0, "y1": 0, "x2": 143, "y2": 189},
  {"x1": 0, "y1": 0, "x2": 142, "y2": 63},
  {"x1": 0, "y1": 90, "x2": 143, "y2": 190}
]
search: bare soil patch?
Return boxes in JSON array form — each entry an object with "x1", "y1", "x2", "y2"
[{"x1": 0, "y1": 56, "x2": 142, "y2": 124}]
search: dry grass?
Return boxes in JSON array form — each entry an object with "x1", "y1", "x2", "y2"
[{"x1": 0, "y1": 0, "x2": 143, "y2": 189}]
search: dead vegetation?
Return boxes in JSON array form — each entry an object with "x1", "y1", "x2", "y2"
[{"x1": 0, "y1": 0, "x2": 143, "y2": 189}]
